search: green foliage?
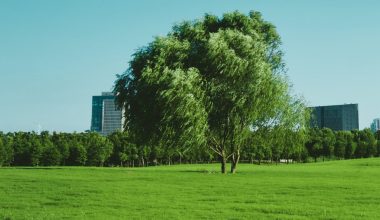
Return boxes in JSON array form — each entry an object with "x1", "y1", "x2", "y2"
[
  {"x1": 67, "y1": 143, "x2": 87, "y2": 166},
  {"x1": 335, "y1": 131, "x2": 348, "y2": 159},
  {"x1": 11, "y1": 132, "x2": 43, "y2": 166},
  {"x1": 0, "y1": 127, "x2": 379, "y2": 167},
  {"x1": 29, "y1": 138, "x2": 42, "y2": 166},
  {"x1": 108, "y1": 131, "x2": 131, "y2": 166},
  {"x1": 0, "y1": 134, "x2": 13, "y2": 166},
  {"x1": 304, "y1": 128, "x2": 378, "y2": 161},
  {"x1": 85, "y1": 133, "x2": 113, "y2": 167},
  {"x1": 305, "y1": 128, "x2": 323, "y2": 161},
  {"x1": 345, "y1": 132, "x2": 357, "y2": 159},
  {"x1": 0, "y1": 135, "x2": 4, "y2": 166},
  {"x1": 41, "y1": 146, "x2": 61, "y2": 166},
  {"x1": 321, "y1": 128, "x2": 336, "y2": 159},
  {"x1": 114, "y1": 11, "x2": 308, "y2": 173},
  {"x1": 354, "y1": 129, "x2": 377, "y2": 158},
  {"x1": 364, "y1": 129, "x2": 377, "y2": 157},
  {"x1": 52, "y1": 132, "x2": 70, "y2": 165},
  {"x1": 375, "y1": 130, "x2": 380, "y2": 140}
]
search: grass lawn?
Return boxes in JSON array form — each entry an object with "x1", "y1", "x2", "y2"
[{"x1": 1, "y1": 158, "x2": 380, "y2": 219}]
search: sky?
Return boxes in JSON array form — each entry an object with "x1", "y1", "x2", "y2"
[{"x1": 1, "y1": 0, "x2": 380, "y2": 132}]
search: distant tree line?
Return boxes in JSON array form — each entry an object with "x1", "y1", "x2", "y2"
[
  {"x1": 0, "y1": 131, "x2": 212, "y2": 167},
  {"x1": 305, "y1": 128, "x2": 380, "y2": 162},
  {"x1": 0, "y1": 131, "x2": 112, "y2": 167},
  {"x1": 1, "y1": 128, "x2": 379, "y2": 167}
]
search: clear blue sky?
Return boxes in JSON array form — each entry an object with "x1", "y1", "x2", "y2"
[{"x1": 1, "y1": 0, "x2": 379, "y2": 132}]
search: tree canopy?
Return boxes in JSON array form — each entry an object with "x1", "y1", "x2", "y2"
[{"x1": 114, "y1": 11, "x2": 309, "y2": 173}]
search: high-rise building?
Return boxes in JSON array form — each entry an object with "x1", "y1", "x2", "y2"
[
  {"x1": 91, "y1": 92, "x2": 123, "y2": 135},
  {"x1": 370, "y1": 118, "x2": 380, "y2": 133},
  {"x1": 310, "y1": 104, "x2": 359, "y2": 131}
]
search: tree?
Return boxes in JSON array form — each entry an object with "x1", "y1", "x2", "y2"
[
  {"x1": 345, "y1": 132, "x2": 356, "y2": 159},
  {"x1": 335, "y1": 131, "x2": 347, "y2": 159},
  {"x1": 29, "y1": 134, "x2": 42, "y2": 166},
  {"x1": 41, "y1": 146, "x2": 61, "y2": 166},
  {"x1": 270, "y1": 128, "x2": 285, "y2": 164},
  {"x1": 138, "y1": 145, "x2": 151, "y2": 166},
  {"x1": 321, "y1": 128, "x2": 335, "y2": 161},
  {"x1": 375, "y1": 130, "x2": 380, "y2": 157},
  {"x1": 306, "y1": 128, "x2": 322, "y2": 162},
  {"x1": 0, "y1": 132, "x2": 13, "y2": 166},
  {"x1": 108, "y1": 131, "x2": 132, "y2": 166},
  {"x1": 11, "y1": 132, "x2": 27, "y2": 165},
  {"x1": 52, "y1": 132, "x2": 70, "y2": 165},
  {"x1": 85, "y1": 133, "x2": 113, "y2": 166},
  {"x1": 272, "y1": 97, "x2": 310, "y2": 163},
  {"x1": 0, "y1": 135, "x2": 4, "y2": 166},
  {"x1": 12, "y1": 132, "x2": 43, "y2": 166},
  {"x1": 364, "y1": 129, "x2": 377, "y2": 157},
  {"x1": 114, "y1": 11, "x2": 307, "y2": 173},
  {"x1": 119, "y1": 152, "x2": 128, "y2": 167},
  {"x1": 39, "y1": 131, "x2": 61, "y2": 166},
  {"x1": 67, "y1": 142, "x2": 87, "y2": 166},
  {"x1": 284, "y1": 129, "x2": 308, "y2": 163},
  {"x1": 355, "y1": 129, "x2": 377, "y2": 158}
]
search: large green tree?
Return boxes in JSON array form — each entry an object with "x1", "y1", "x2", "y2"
[{"x1": 114, "y1": 11, "x2": 308, "y2": 173}]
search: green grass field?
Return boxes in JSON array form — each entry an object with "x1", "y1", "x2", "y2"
[{"x1": 1, "y1": 159, "x2": 380, "y2": 219}]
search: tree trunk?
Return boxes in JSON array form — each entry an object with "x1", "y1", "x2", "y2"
[
  {"x1": 230, "y1": 161, "x2": 236, "y2": 173},
  {"x1": 220, "y1": 155, "x2": 227, "y2": 174},
  {"x1": 141, "y1": 158, "x2": 145, "y2": 167},
  {"x1": 230, "y1": 151, "x2": 240, "y2": 174}
]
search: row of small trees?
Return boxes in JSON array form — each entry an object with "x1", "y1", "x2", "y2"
[
  {"x1": 0, "y1": 131, "x2": 208, "y2": 167},
  {"x1": 1, "y1": 128, "x2": 379, "y2": 167},
  {"x1": 306, "y1": 128, "x2": 380, "y2": 161},
  {"x1": 0, "y1": 131, "x2": 220, "y2": 167},
  {"x1": 0, "y1": 131, "x2": 112, "y2": 167}
]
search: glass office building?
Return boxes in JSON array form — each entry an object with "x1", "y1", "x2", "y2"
[
  {"x1": 310, "y1": 104, "x2": 359, "y2": 131},
  {"x1": 91, "y1": 92, "x2": 123, "y2": 135},
  {"x1": 370, "y1": 118, "x2": 380, "y2": 133}
]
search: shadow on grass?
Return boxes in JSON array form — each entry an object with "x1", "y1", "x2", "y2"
[
  {"x1": 178, "y1": 170, "x2": 221, "y2": 174},
  {"x1": 1, "y1": 167, "x2": 66, "y2": 170}
]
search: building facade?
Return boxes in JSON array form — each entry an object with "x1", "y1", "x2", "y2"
[
  {"x1": 91, "y1": 92, "x2": 123, "y2": 135},
  {"x1": 370, "y1": 118, "x2": 380, "y2": 133},
  {"x1": 310, "y1": 104, "x2": 359, "y2": 131}
]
